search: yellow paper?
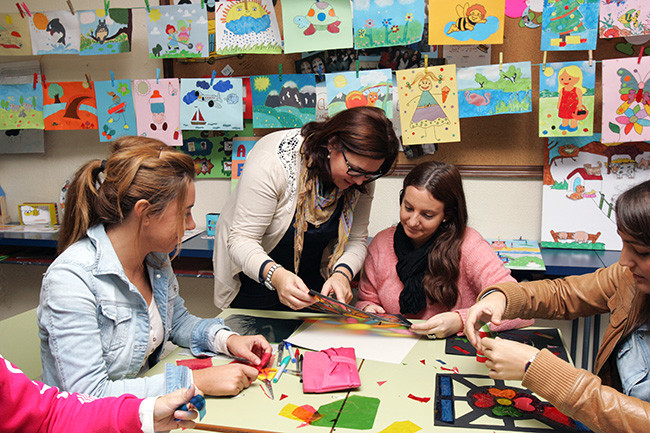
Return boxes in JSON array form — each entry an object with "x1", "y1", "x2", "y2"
[
  {"x1": 396, "y1": 66, "x2": 460, "y2": 145},
  {"x1": 378, "y1": 420, "x2": 422, "y2": 433},
  {"x1": 278, "y1": 404, "x2": 303, "y2": 422},
  {"x1": 428, "y1": 0, "x2": 505, "y2": 45}
]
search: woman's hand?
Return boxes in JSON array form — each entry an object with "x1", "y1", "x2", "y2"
[
  {"x1": 272, "y1": 268, "x2": 316, "y2": 310},
  {"x1": 410, "y1": 311, "x2": 463, "y2": 338},
  {"x1": 321, "y1": 272, "x2": 353, "y2": 304},
  {"x1": 153, "y1": 385, "x2": 198, "y2": 431},
  {"x1": 192, "y1": 363, "x2": 259, "y2": 396},
  {"x1": 464, "y1": 291, "x2": 507, "y2": 349},
  {"x1": 482, "y1": 337, "x2": 540, "y2": 381},
  {"x1": 362, "y1": 304, "x2": 386, "y2": 314},
  {"x1": 226, "y1": 334, "x2": 272, "y2": 365}
]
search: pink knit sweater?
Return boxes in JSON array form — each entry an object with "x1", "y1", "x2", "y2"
[{"x1": 356, "y1": 226, "x2": 534, "y2": 331}]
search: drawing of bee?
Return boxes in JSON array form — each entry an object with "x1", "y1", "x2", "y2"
[
  {"x1": 619, "y1": 9, "x2": 640, "y2": 29},
  {"x1": 447, "y1": 3, "x2": 488, "y2": 35}
]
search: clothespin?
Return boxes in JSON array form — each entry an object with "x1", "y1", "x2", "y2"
[
  {"x1": 32, "y1": 73, "x2": 37, "y2": 89},
  {"x1": 499, "y1": 52, "x2": 503, "y2": 71},
  {"x1": 66, "y1": 0, "x2": 75, "y2": 15},
  {"x1": 424, "y1": 54, "x2": 428, "y2": 73},
  {"x1": 144, "y1": 0, "x2": 150, "y2": 13},
  {"x1": 104, "y1": 0, "x2": 110, "y2": 14},
  {"x1": 200, "y1": 0, "x2": 205, "y2": 9},
  {"x1": 638, "y1": 46, "x2": 644, "y2": 64},
  {"x1": 41, "y1": 74, "x2": 46, "y2": 88},
  {"x1": 110, "y1": 70, "x2": 115, "y2": 87},
  {"x1": 588, "y1": 50, "x2": 593, "y2": 67},
  {"x1": 15, "y1": 3, "x2": 24, "y2": 18},
  {"x1": 355, "y1": 59, "x2": 359, "y2": 78},
  {"x1": 156, "y1": 68, "x2": 160, "y2": 84},
  {"x1": 85, "y1": 73, "x2": 92, "y2": 89},
  {"x1": 210, "y1": 70, "x2": 216, "y2": 86},
  {"x1": 244, "y1": 0, "x2": 248, "y2": 10},
  {"x1": 20, "y1": 2, "x2": 31, "y2": 17},
  {"x1": 278, "y1": 63, "x2": 283, "y2": 81},
  {"x1": 542, "y1": 51, "x2": 547, "y2": 69}
]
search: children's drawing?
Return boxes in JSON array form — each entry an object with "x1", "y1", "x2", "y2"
[
  {"x1": 94, "y1": 79, "x2": 137, "y2": 142},
  {"x1": 181, "y1": 122, "x2": 254, "y2": 179},
  {"x1": 396, "y1": 66, "x2": 460, "y2": 145},
  {"x1": 541, "y1": 134, "x2": 650, "y2": 250},
  {"x1": 428, "y1": 0, "x2": 505, "y2": 45},
  {"x1": 0, "y1": 83, "x2": 44, "y2": 130},
  {"x1": 43, "y1": 81, "x2": 97, "y2": 131},
  {"x1": 600, "y1": 0, "x2": 650, "y2": 38},
  {"x1": 0, "y1": 129, "x2": 44, "y2": 154},
  {"x1": 214, "y1": 0, "x2": 282, "y2": 55},
  {"x1": 488, "y1": 238, "x2": 546, "y2": 271},
  {"x1": 133, "y1": 79, "x2": 182, "y2": 146},
  {"x1": 540, "y1": 0, "x2": 599, "y2": 51},
  {"x1": 231, "y1": 136, "x2": 259, "y2": 191},
  {"x1": 602, "y1": 56, "x2": 650, "y2": 143},
  {"x1": 458, "y1": 61, "x2": 532, "y2": 118},
  {"x1": 180, "y1": 78, "x2": 243, "y2": 130},
  {"x1": 325, "y1": 69, "x2": 393, "y2": 118},
  {"x1": 520, "y1": 0, "x2": 544, "y2": 28},
  {"x1": 28, "y1": 11, "x2": 80, "y2": 55},
  {"x1": 282, "y1": 0, "x2": 354, "y2": 54},
  {"x1": 147, "y1": 4, "x2": 209, "y2": 59},
  {"x1": 79, "y1": 8, "x2": 132, "y2": 55},
  {"x1": 539, "y1": 61, "x2": 595, "y2": 137},
  {"x1": 352, "y1": 0, "x2": 425, "y2": 50},
  {"x1": 251, "y1": 74, "x2": 316, "y2": 128},
  {"x1": 435, "y1": 374, "x2": 590, "y2": 431},
  {"x1": 0, "y1": 13, "x2": 33, "y2": 55}
]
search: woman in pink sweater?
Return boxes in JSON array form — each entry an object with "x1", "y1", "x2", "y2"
[{"x1": 356, "y1": 161, "x2": 532, "y2": 338}]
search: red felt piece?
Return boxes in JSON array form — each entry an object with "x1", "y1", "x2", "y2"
[
  {"x1": 175, "y1": 358, "x2": 213, "y2": 370},
  {"x1": 407, "y1": 393, "x2": 431, "y2": 403},
  {"x1": 280, "y1": 394, "x2": 288, "y2": 400},
  {"x1": 377, "y1": 380, "x2": 387, "y2": 386},
  {"x1": 473, "y1": 393, "x2": 494, "y2": 408},
  {"x1": 514, "y1": 396, "x2": 535, "y2": 412},
  {"x1": 420, "y1": 359, "x2": 426, "y2": 365},
  {"x1": 452, "y1": 345, "x2": 471, "y2": 355}
]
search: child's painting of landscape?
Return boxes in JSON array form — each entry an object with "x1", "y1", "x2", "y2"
[
  {"x1": 326, "y1": 69, "x2": 393, "y2": 118},
  {"x1": 79, "y1": 8, "x2": 132, "y2": 55},
  {"x1": 353, "y1": 0, "x2": 425, "y2": 49},
  {"x1": 0, "y1": 83, "x2": 44, "y2": 130},
  {"x1": 43, "y1": 81, "x2": 97, "y2": 130},
  {"x1": 251, "y1": 74, "x2": 316, "y2": 128}
]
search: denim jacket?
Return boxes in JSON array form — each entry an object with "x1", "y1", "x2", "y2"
[{"x1": 38, "y1": 224, "x2": 231, "y2": 398}]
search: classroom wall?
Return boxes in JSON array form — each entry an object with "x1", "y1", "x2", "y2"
[{"x1": 0, "y1": 0, "x2": 543, "y2": 241}]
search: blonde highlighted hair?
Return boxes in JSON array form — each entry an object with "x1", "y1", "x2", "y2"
[{"x1": 557, "y1": 65, "x2": 586, "y2": 95}]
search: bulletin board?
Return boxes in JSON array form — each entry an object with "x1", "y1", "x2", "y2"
[{"x1": 162, "y1": 2, "x2": 635, "y2": 178}]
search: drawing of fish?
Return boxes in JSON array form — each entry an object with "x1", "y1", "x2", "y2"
[{"x1": 46, "y1": 18, "x2": 66, "y2": 45}]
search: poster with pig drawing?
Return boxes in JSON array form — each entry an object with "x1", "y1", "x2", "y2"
[
  {"x1": 133, "y1": 79, "x2": 182, "y2": 146},
  {"x1": 541, "y1": 134, "x2": 650, "y2": 251}
]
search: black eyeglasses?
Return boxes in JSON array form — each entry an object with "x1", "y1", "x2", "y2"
[{"x1": 340, "y1": 148, "x2": 384, "y2": 181}]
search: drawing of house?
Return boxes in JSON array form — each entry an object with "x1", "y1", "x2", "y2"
[{"x1": 566, "y1": 167, "x2": 602, "y2": 195}]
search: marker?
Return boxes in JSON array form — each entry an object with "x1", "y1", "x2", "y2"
[
  {"x1": 273, "y1": 355, "x2": 291, "y2": 383},
  {"x1": 276, "y1": 342, "x2": 284, "y2": 367},
  {"x1": 284, "y1": 341, "x2": 297, "y2": 364}
]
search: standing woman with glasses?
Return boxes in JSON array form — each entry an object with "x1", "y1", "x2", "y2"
[{"x1": 213, "y1": 107, "x2": 399, "y2": 310}]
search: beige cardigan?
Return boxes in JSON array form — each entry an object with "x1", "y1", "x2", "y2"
[{"x1": 212, "y1": 129, "x2": 374, "y2": 309}]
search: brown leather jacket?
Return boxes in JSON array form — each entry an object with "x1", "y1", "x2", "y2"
[{"x1": 480, "y1": 263, "x2": 650, "y2": 433}]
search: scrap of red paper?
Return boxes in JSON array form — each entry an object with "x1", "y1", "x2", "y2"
[
  {"x1": 419, "y1": 359, "x2": 426, "y2": 365},
  {"x1": 407, "y1": 393, "x2": 431, "y2": 403},
  {"x1": 280, "y1": 394, "x2": 288, "y2": 400},
  {"x1": 176, "y1": 358, "x2": 213, "y2": 370},
  {"x1": 377, "y1": 380, "x2": 387, "y2": 386},
  {"x1": 453, "y1": 345, "x2": 471, "y2": 355}
]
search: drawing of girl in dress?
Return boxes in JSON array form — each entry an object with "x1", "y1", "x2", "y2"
[
  {"x1": 407, "y1": 71, "x2": 450, "y2": 141},
  {"x1": 556, "y1": 65, "x2": 585, "y2": 132}
]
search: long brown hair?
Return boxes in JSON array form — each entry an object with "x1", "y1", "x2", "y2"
[
  {"x1": 615, "y1": 179, "x2": 650, "y2": 248},
  {"x1": 58, "y1": 136, "x2": 195, "y2": 254},
  {"x1": 400, "y1": 161, "x2": 468, "y2": 309},
  {"x1": 300, "y1": 106, "x2": 399, "y2": 188}
]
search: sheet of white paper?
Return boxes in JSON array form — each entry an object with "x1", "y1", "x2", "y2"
[{"x1": 286, "y1": 321, "x2": 421, "y2": 364}]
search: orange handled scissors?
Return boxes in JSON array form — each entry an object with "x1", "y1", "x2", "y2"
[{"x1": 258, "y1": 367, "x2": 277, "y2": 400}]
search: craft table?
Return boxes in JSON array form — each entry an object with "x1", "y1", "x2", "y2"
[{"x1": 149, "y1": 308, "x2": 575, "y2": 433}]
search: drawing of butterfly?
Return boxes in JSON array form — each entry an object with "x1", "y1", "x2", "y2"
[{"x1": 616, "y1": 67, "x2": 650, "y2": 115}]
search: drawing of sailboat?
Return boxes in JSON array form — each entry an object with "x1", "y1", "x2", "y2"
[{"x1": 191, "y1": 108, "x2": 206, "y2": 126}]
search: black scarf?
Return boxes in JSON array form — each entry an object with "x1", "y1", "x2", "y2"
[{"x1": 394, "y1": 223, "x2": 438, "y2": 315}]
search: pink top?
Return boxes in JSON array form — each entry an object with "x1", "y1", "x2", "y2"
[
  {"x1": 1, "y1": 354, "x2": 143, "y2": 433},
  {"x1": 356, "y1": 226, "x2": 534, "y2": 332}
]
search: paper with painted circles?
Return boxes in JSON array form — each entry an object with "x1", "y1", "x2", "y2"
[
  {"x1": 396, "y1": 66, "x2": 460, "y2": 145},
  {"x1": 133, "y1": 79, "x2": 182, "y2": 146},
  {"x1": 325, "y1": 69, "x2": 393, "y2": 118}
]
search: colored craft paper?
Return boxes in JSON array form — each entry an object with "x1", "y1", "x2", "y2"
[
  {"x1": 282, "y1": 0, "x2": 354, "y2": 54},
  {"x1": 28, "y1": 11, "x2": 80, "y2": 55},
  {"x1": 0, "y1": 84, "x2": 44, "y2": 130},
  {"x1": 214, "y1": 0, "x2": 282, "y2": 55},
  {"x1": 251, "y1": 74, "x2": 316, "y2": 128},
  {"x1": 488, "y1": 238, "x2": 546, "y2": 271},
  {"x1": 78, "y1": 9, "x2": 133, "y2": 55},
  {"x1": 428, "y1": 0, "x2": 505, "y2": 45},
  {"x1": 147, "y1": 4, "x2": 209, "y2": 59},
  {"x1": 378, "y1": 420, "x2": 422, "y2": 433},
  {"x1": 0, "y1": 130, "x2": 44, "y2": 154},
  {"x1": 0, "y1": 13, "x2": 33, "y2": 56},
  {"x1": 539, "y1": 61, "x2": 595, "y2": 137},
  {"x1": 308, "y1": 290, "x2": 412, "y2": 327},
  {"x1": 435, "y1": 374, "x2": 590, "y2": 431},
  {"x1": 602, "y1": 57, "x2": 650, "y2": 143},
  {"x1": 133, "y1": 79, "x2": 182, "y2": 146},
  {"x1": 541, "y1": 134, "x2": 650, "y2": 251},
  {"x1": 94, "y1": 79, "x2": 137, "y2": 142},
  {"x1": 180, "y1": 77, "x2": 243, "y2": 130},
  {"x1": 457, "y1": 61, "x2": 532, "y2": 118},
  {"x1": 506, "y1": 0, "x2": 527, "y2": 18},
  {"x1": 396, "y1": 66, "x2": 460, "y2": 145},
  {"x1": 43, "y1": 81, "x2": 97, "y2": 131},
  {"x1": 540, "y1": 0, "x2": 599, "y2": 51},
  {"x1": 520, "y1": 0, "x2": 544, "y2": 28},
  {"x1": 599, "y1": 0, "x2": 650, "y2": 38},
  {"x1": 231, "y1": 136, "x2": 258, "y2": 191},
  {"x1": 310, "y1": 396, "x2": 380, "y2": 429},
  {"x1": 181, "y1": 122, "x2": 254, "y2": 179},
  {"x1": 326, "y1": 69, "x2": 393, "y2": 118},
  {"x1": 352, "y1": 0, "x2": 425, "y2": 50},
  {"x1": 286, "y1": 319, "x2": 420, "y2": 364}
]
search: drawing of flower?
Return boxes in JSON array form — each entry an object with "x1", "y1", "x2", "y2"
[
  {"x1": 195, "y1": 42, "x2": 204, "y2": 53},
  {"x1": 117, "y1": 83, "x2": 130, "y2": 96},
  {"x1": 405, "y1": 13, "x2": 413, "y2": 22},
  {"x1": 357, "y1": 29, "x2": 367, "y2": 38},
  {"x1": 365, "y1": 19, "x2": 374, "y2": 28},
  {"x1": 382, "y1": 18, "x2": 392, "y2": 28},
  {"x1": 469, "y1": 387, "x2": 538, "y2": 418},
  {"x1": 404, "y1": 13, "x2": 413, "y2": 39},
  {"x1": 616, "y1": 105, "x2": 650, "y2": 135},
  {"x1": 391, "y1": 25, "x2": 400, "y2": 33}
]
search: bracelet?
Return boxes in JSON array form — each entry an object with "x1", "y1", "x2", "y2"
[
  {"x1": 524, "y1": 352, "x2": 539, "y2": 373},
  {"x1": 264, "y1": 263, "x2": 282, "y2": 291},
  {"x1": 332, "y1": 269, "x2": 351, "y2": 283}
]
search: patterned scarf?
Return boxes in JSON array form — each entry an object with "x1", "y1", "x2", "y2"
[{"x1": 294, "y1": 155, "x2": 359, "y2": 275}]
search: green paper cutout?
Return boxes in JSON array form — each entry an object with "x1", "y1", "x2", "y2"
[
  {"x1": 311, "y1": 395, "x2": 380, "y2": 429},
  {"x1": 492, "y1": 405, "x2": 522, "y2": 418}
]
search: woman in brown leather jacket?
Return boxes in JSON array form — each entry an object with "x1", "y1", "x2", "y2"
[{"x1": 465, "y1": 179, "x2": 650, "y2": 433}]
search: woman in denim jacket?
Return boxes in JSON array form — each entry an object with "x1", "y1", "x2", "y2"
[{"x1": 38, "y1": 136, "x2": 271, "y2": 398}]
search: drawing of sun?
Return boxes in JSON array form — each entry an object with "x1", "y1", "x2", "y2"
[
  {"x1": 148, "y1": 8, "x2": 162, "y2": 23},
  {"x1": 221, "y1": 0, "x2": 271, "y2": 35},
  {"x1": 32, "y1": 13, "x2": 49, "y2": 30},
  {"x1": 334, "y1": 75, "x2": 348, "y2": 88},
  {"x1": 253, "y1": 76, "x2": 271, "y2": 92}
]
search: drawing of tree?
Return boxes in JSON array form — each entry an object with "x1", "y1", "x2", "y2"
[
  {"x1": 19, "y1": 95, "x2": 24, "y2": 105},
  {"x1": 48, "y1": 83, "x2": 64, "y2": 104},
  {"x1": 474, "y1": 73, "x2": 488, "y2": 88},
  {"x1": 63, "y1": 96, "x2": 91, "y2": 119},
  {"x1": 547, "y1": 0, "x2": 585, "y2": 42},
  {"x1": 500, "y1": 65, "x2": 519, "y2": 84}
]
